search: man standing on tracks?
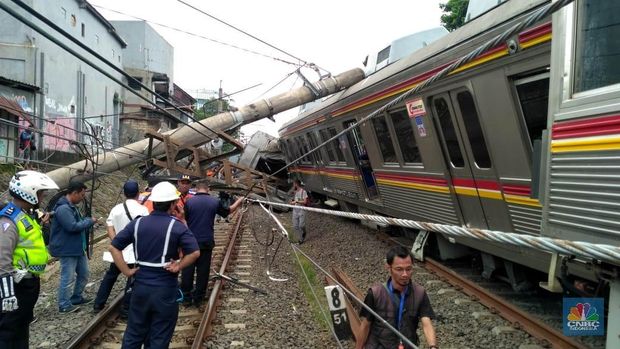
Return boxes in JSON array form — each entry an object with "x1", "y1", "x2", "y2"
[
  {"x1": 0, "y1": 171, "x2": 58, "y2": 349},
  {"x1": 93, "y1": 180, "x2": 149, "y2": 317},
  {"x1": 290, "y1": 179, "x2": 309, "y2": 244},
  {"x1": 180, "y1": 180, "x2": 243, "y2": 307},
  {"x1": 356, "y1": 245, "x2": 438, "y2": 349},
  {"x1": 109, "y1": 181, "x2": 200, "y2": 348},
  {"x1": 49, "y1": 180, "x2": 99, "y2": 313}
]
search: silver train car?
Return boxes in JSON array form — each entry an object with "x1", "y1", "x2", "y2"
[{"x1": 278, "y1": 0, "x2": 620, "y2": 296}]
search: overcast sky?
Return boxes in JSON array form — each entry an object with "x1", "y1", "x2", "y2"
[{"x1": 89, "y1": 0, "x2": 445, "y2": 137}]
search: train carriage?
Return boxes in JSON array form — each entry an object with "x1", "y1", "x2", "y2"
[{"x1": 278, "y1": 0, "x2": 620, "y2": 303}]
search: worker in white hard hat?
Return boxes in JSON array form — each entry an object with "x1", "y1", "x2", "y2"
[
  {"x1": 109, "y1": 181, "x2": 199, "y2": 348},
  {"x1": 0, "y1": 170, "x2": 58, "y2": 348}
]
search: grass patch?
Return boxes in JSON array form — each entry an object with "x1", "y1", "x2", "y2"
[
  {"x1": 293, "y1": 252, "x2": 331, "y2": 330},
  {"x1": 0, "y1": 164, "x2": 17, "y2": 174}
]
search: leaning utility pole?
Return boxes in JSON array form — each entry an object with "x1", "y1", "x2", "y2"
[{"x1": 46, "y1": 68, "x2": 365, "y2": 189}]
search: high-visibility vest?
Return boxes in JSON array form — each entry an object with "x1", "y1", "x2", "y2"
[{"x1": 0, "y1": 202, "x2": 48, "y2": 274}]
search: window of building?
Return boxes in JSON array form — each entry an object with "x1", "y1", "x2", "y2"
[
  {"x1": 112, "y1": 49, "x2": 115, "y2": 59},
  {"x1": 514, "y1": 72, "x2": 549, "y2": 148},
  {"x1": 389, "y1": 110, "x2": 421, "y2": 164},
  {"x1": 319, "y1": 129, "x2": 336, "y2": 162},
  {"x1": 328, "y1": 127, "x2": 346, "y2": 162},
  {"x1": 371, "y1": 115, "x2": 398, "y2": 163},
  {"x1": 81, "y1": 23, "x2": 85, "y2": 37},
  {"x1": 128, "y1": 76, "x2": 143, "y2": 90},
  {"x1": 95, "y1": 34, "x2": 100, "y2": 45},
  {"x1": 61, "y1": 7, "x2": 66, "y2": 20},
  {"x1": 70, "y1": 15, "x2": 76, "y2": 27},
  {"x1": 574, "y1": 0, "x2": 620, "y2": 93},
  {"x1": 456, "y1": 91, "x2": 491, "y2": 168},
  {"x1": 433, "y1": 97, "x2": 464, "y2": 168}
]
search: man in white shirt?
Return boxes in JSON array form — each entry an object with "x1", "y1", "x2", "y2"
[
  {"x1": 93, "y1": 180, "x2": 149, "y2": 316},
  {"x1": 290, "y1": 179, "x2": 309, "y2": 244}
]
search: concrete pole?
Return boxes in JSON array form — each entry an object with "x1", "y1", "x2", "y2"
[{"x1": 46, "y1": 68, "x2": 365, "y2": 189}]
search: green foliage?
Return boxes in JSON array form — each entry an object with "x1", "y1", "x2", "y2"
[
  {"x1": 294, "y1": 253, "x2": 331, "y2": 330},
  {"x1": 440, "y1": 0, "x2": 470, "y2": 32}
]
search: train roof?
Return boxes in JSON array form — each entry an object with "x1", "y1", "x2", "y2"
[{"x1": 279, "y1": 0, "x2": 548, "y2": 135}]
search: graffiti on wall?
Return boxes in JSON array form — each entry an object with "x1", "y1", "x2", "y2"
[{"x1": 44, "y1": 113, "x2": 77, "y2": 151}]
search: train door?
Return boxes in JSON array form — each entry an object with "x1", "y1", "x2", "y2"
[
  {"x1": 343, "y1": 119, "x2": 379, "y2": 200},
  {"x1": 307, "y1": 131, "x2": 331, "y2": 192},
  {"x1": 430, "y1": 90, "x2": 496, "y2": 229}
]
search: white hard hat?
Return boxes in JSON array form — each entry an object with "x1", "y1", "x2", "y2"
[
  {"x1": 149, "y1": 181, "x2": 180, "y2": 202},
  {"x1": 10, "y1": 170, "x2": 59, "y2": 205}
]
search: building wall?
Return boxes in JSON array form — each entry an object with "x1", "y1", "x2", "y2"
[{"x1": 0, "y1": 0, "x2": 125, "y2": 157}]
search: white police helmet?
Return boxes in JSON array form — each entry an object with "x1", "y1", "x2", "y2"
[
  {"x1": 148, "y1": 181, "x2": 180, "y2": 202},
  {"x1": 9, "y1": 170, "x2": 59, "y2": 205}
]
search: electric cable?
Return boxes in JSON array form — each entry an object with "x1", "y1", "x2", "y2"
[
  {"x1": 5, "y1": 0, "x2": 219, "y2": 142},
  {"x1": 271, "y1": 0, "x2": 574, "y2": 178},
  {"x1": 92, "y1": 4, "x2": 300, "y2": 67}
]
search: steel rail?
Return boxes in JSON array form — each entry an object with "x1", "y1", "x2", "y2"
[
  {"x1": 422, "y1": 257, "x2": 589, "y2": 349},
  {"x1": 191, "y1": 210, "x2": 245, "y2": 348},
  {"x1": 65, "y1": 292, "x2": 124, "y2": 349}
]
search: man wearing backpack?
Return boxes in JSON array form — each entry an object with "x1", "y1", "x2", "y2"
[
  {"x1": 93, "y1": 180, "x2": 149, "y2": 317},
  {"x1": 18, "y1": 125, "x2": 34, "y2": 168},
  {"x1": 356, "y1": 246, "x2": 438, "y2": 349}
]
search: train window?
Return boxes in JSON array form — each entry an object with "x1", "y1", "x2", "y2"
[
  {"x1": 456, "y1": 91, "x2": 491, "y2": 169},
  {"x1": 371, "y1": 116, "x2": 398, "y2": 163},
  {"x1": 307, "y1": 132, "x2": 322, "y2": 163},
  {"x1": 389, "y1": 110, "x2": 421, "y2": 164},
  {"x1": 574, "y1": 0, "x2": 620, "y2": 93},
  {"x1": 514, "y1": 73, "x2": 549, "y2": 148},
  {"x1": 300, "y1": 137, "x2": 312, "y2": 163},
  {"x1": 433, "y1": 97, "x2": 464, "y2": 168},
  {"x1": 319, "y1": 129, "x2": 336, "y2": 162},
  {"x1": 328, "y1": 127, "x2": 346, "y2": 162}
]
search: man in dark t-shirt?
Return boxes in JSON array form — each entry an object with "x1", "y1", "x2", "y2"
[
  {"x1": 180, "y1": 180, "x2": 243, "y2": 306},
  {"x1": 357, "y1": 246, "x2": 438, "y2": 349}
]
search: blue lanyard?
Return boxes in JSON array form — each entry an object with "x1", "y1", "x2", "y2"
[{"x1": 387, "y1": 280, "x2": 408, "y2": 330}]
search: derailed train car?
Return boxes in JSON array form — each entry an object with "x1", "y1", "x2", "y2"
[{"x1": 278, "y1": 0, "x2": 620, "y2": 296}]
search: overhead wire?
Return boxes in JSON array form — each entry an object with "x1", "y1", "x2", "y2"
[
  {"x1": 175, "y1": 0, "x2": 327, "y2": 72},
  {"x1": 0, "y1": 103, "x2": 148, "y2": 160},
  {"x1": 92, "y1": 5, "x2": 301, "y2": 67},
  {"x1": 5, "y1": 0, "x2": 219, "y2": 143},
  {"x1": 256, "y1": 202, "x2": 416, "y2": 349},
  {"x1": 270, "y1": 0, "x2": 574, "y2": 178}
]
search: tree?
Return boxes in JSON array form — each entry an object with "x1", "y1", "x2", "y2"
[
  {"x1": 193, "y1": 97, "x2": 238, "y2": 153},
  {"x1": 440, "y1": 0, "x2": 469, "y2": 32}
]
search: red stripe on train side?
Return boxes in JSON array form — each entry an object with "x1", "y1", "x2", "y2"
[
  {"x1": 502, "y1": 184, "x2": 531, "y2": 196},
  {"x1": 552, "y1": 114, "x2": 620, "y2": 140},
  {"x1": 452, "y1": 178, "x2": 500, "y2": 191},
  {"x1": 518, "y1": 22, "x2": 552, "y2": 43}
]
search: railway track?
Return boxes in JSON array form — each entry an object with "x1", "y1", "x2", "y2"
[
  {"x1": 373, "y1": 233, "x2": 589, "y2": 349},
  {"x1": 65, "y1": 211, "x2": 246, "y2": 349}
]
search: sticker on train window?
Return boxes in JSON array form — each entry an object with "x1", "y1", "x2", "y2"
[
  {"x1": 406, "y1": 98, "x2": 426, "y2": 118},
  {"x1": 415, "y1": 115, "x2": 427, "y2": 137}
]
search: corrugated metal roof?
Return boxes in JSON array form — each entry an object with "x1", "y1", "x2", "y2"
[
  {"x1": 0, "y1": 76, "x2": 39, "y2": 92},
  {"x1": 0, "y1": 96, "x2": 34, "y2": 125}
]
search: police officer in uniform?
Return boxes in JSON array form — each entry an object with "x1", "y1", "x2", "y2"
[
  {"x1": 0, "y1": 170, "x2": 59, "y2": 349},
  {"x1": 109, "y1": 181, "x2": 199, "y2": 348}
]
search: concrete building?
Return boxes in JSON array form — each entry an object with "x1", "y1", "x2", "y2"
[
  {"x1": 111, "y1": 20, "x2": 193, "y2": 145},
  {"x1": 0, "y1": 0, "x2": 126, "y2": 163}
]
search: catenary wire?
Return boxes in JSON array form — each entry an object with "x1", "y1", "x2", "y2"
[
  {"x1": 175, "y1": 0, "x2": 328, "y2": 73},
  {"x1": 256, "y1": 202, "x2": 417, "y2": 349},
  {"x1": 92, "y1": 4, "x2": 301, "y2": 67},
  {"x1": 5, "y1": 1, "x2": 219, "y2": 142},
  {"x1": 0, "y1": 103, "x2": 148, "y2": 160},
  {"x1": 272, "y1": 0, "x2": 574, "y2": 178}
]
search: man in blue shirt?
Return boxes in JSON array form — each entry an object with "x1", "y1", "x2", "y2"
[
  {"x1": 110, "y1": 181, "x2": 199, "y2": 349},
  {"x1": 180, "y1": 180, "x2": 243, "y2": 307},
  {"x1": 49, "y1": 181, "x2": 98, "y2": 313}
]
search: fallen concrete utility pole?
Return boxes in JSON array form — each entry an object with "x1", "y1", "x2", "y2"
[{"x1": 46, "y1": 68, "x2": 365, "y2": 188}]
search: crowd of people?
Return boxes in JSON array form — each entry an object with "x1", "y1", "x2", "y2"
[{"x1": 0, "y1": 169, "x2": 438, "y2": 349}]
